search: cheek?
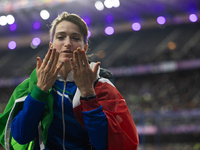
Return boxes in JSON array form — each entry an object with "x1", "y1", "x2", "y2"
[
  {"x1": 74, "y1": 41, "x2": 85, "y2": 49},
  {"x1": 53, "y1": 42, "x2": 62, "y2": 52}
]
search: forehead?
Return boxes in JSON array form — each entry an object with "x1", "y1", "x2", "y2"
[{"x1": 55, "y1": 20, "x2": 81, "y2": 35}]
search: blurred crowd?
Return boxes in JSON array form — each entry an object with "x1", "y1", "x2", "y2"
[
  {"x1": 0, "y1": 23, "x2": 200, "y2": 149},
  {"x1": 138, "y1": 142, "x2": 200, "y2": 150},
  {"x1": 1, "y1": 68, "x2": 200, "y2": 115},
  {"x1": 115, "y1": 69, "x2": 200, "y2": 114}
]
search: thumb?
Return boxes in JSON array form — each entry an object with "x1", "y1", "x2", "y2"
[
  {"x1": 93, "y1": 62, "x2": 101, "y2": 77},
  {"x1": 36, "y1": 57, "x2": 42, "y2": 70}
]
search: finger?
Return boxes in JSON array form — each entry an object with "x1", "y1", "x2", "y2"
[
  {"x1": 80, "y1": 50, "x2": 89, "y2": 68},
  {"x1": 49, "y1": 49, "x2": 59, "y2": 72},
  {"x1": 46, "y1": 48, "x2": 56, "y2": 71},
  {"x1": 54, "y1": 61, "x2": 64, "y2": 75},
  {"x1": 93, "y1": 62, "x2": 101, "y2": 77},
  {"x1": 77, "y1": 48, "x2": 84, "y2": 68},
  {"x1": 41, "y1": 49, "x2": 52, "y2": 68},
  {"x1": 49, "y1": 48, "x2": 56, "y2": 63},
  {"x1": 70, "y1": 58, "x2": 77, "y2": 72},
  {"x1": 53, "y1": 51, "x2": 59, "y2": 67},
  {"x1": 74, "y1": 50, "x2": 79, "y2": 68},
  {"x1": 36, "y1": 57, "x2": 42, "y2": 70}
]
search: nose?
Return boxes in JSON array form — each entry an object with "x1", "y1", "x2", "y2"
[{"x1": 64, "y1": 36, "x2": 72, "y2": 48}]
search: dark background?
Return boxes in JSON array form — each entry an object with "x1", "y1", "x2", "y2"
[{"x1": 0, "y1": 0, "x2": 200, "y2": 149}]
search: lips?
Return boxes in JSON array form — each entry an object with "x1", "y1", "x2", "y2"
[{"x1": 62, "y1": 50, "x2": 73, "y2": 53}]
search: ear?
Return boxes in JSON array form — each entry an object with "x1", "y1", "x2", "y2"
[
  {"x1": 49, "y1": 42, "x2": 53, "y2": 49},
  {"x1": 84, "y1": 44, "x2": 88, "y2": 52}
]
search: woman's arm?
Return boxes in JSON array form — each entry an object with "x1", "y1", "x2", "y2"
[
  {"x1": 11, "y1": 49, "x2": 63, "y2": 144},
  {"x1": 11, "y1": 86, "x2": 48, "y2": 144},
  {"x1": 81, "y1": 99, "x2": 108, "y2": 150}
]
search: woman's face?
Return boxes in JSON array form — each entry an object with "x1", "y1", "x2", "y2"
[{"x1": 50, "y1": 20, "x2": 88, "y2": 63}]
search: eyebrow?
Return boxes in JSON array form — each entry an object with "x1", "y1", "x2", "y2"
[{"x1": 55, "y1": 32, "x2": 82, "y2": 36}]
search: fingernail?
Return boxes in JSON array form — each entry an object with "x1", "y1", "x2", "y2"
[
  {"x1": 37, "y1": 57, "x2": 39, "y2": 61},
  {"x1": 70, "y1": 58, "x2": 73, "y2": 61},
  {"x1": 53, "y1": 49, "x2": 56, "y2": 51},
  {"x1": 50, "y1": 49, "x2": 52, "y2": 52},
  {"x1": 62, "y1": 62, "x2": 64, "y2": 64}
]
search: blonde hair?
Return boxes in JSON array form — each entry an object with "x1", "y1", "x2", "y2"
[{"x1": 49, "y1": 12, "x2": 88, "y2": 44}]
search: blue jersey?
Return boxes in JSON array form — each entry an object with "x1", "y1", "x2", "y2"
[
  {"x1": 46, "y1": 80, "x2": 91, "y2": 149},
  {"x1": 11, "y1": 77, "x2": 108, "y2": 150}
]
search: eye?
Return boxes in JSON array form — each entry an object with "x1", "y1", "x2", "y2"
[
  {"x1": 72, "y1": 36, "x2": 80, "y2": 41},
  {"x1": 56, "y1": 35, "x2": 65, "y2": 40}
]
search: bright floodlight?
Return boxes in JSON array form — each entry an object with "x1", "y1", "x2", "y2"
[
  {"x1": 40, "y1": 10, "x2": 50, "y2": 20},
  {"x1": 189, "y1": 14, "x2": 198, "y2": 22},
  {"x1": 0, "y1": 16, "x2": 7, "y2": 26},
  {"x1": 9, "y1": 23, "x2": 17, "y2": 31},
  {"x1": 7, "y1": 15, "x2": 15, "y2": 25},
  {"x1": 8, "y1": 41, "x2": 17, "y2": 50},
  {"x1": 32, "y1": 37, "x2": 41, "y2": 46},
  {"x1": 113, "y1": 0, "x2": 120, "y2": 8},
  {"x1": 157, "y1": 16, "x2": 166, "y2": 25},
  {"x1": 95, "y1": 1, "x2": 104, "y2": 11},
  {"x1": 104, "y1": 0, "x2": 113, "y2": 9},
  {"x1": 132, "y1": 22, "x2": 141, "y2": 31},
  {"x1": 105, "y1": 26, "x2": 114, "y2": 35}
]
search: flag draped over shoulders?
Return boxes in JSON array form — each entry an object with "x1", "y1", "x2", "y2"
[
  {"x1": 94, "y1": 79, "x2": 139, "y2": 150},
  {"x1": 0, "y1": 74, "x2": 33, "y2": 149},
  {"x1": 0, "y1": 69, "x2": 54, "y2": 150},
  {"x1": 0, "y1": 67, "x2": 139, "y2": 150},
  {"x1": 74, "y1": 78, "x2": 139, "y2": 150}
]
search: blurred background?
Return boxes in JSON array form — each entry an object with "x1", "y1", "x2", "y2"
[{"x1": 0, "y1": 0, "x2": 200, "y2": 149}]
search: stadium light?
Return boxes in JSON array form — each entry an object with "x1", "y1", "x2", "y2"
[
  {"x1": 104, "y1": 0, "x2": 113, "y2": 9},
  {"x1": 189, "y1": 14, "x2": 198, "y2": 22},
  {"x1": 95, "y1": 1, "x2": 104, "y2": 11},
  {"x1": 32, "y1": 37, "x2": 41, "y2": 46},
  {"x1": 88, "y1": 30, "x2": 91, "y2": 38},
  {"x1": 9, "y1": 23, "x2": 17, "y2": 31},
  {"x1": 83, "y1": 17, "x2": 91, "y2": 26},
  {"x1": 105, "y1": 26, "x2": 114, "y2": 35},
  {"x1": 7, "y1": 15, "x2": 15, "y2": 25},
  {"x1": 33, "y1": 21, "x2": 41, "y2": 30},
  {"x1": 157, "y1": 16, "x2": 166, "y2": 25},
  {"x1": 105, "y1": 15, "x2": 114, "y2": 23},
  {"x1": 0, "y1": 16, "x2": 7, "y2": 26},
  {"x1": 40, "y1": 10, "x2": 50, "y2": 20},
  {"x1": 8, "y1": 41, "x2": 17, "y2": 50},
  {"x1": 132, "y1": 22, "x2": 141, "y2": 31},
  {"x1": 113, "y1": 0, "x2": 120, "y2": 8},
  {"x1": 104, "y1": 0, "x2": 120, "y2": 9}
]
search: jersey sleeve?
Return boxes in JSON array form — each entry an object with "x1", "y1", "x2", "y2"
[
  {"x1": 11, "y1": 85, "x2": 48, "y2": 144},
  {"x1": 81, "y1": 98, "x2": 108, "y2": 150}
]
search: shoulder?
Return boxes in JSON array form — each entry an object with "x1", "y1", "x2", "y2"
[
  {"x1": 89, "y1": 61, "x2": 115, "y2": 85},
  {"x1": 12, "y1": 68, "x2": 37, "y2": 99},
  {"x1": 95, "y1": 77, "x2": 123, "y2": 101},
  {"x1": 99, "y1": 67, "x2": 115, "y2": 85}
]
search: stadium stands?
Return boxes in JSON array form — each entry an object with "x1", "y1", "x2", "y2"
[{"x1": 0, "y1": 23, "x2": 200, "y2": 149}]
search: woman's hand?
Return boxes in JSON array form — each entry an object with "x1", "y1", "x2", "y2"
[
  {"x1": 70, "y1": 47, "x2": 100, "y2": 97},
  {"x1": 36, "y1": 49, "x2": 64, "y2": 92}
]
